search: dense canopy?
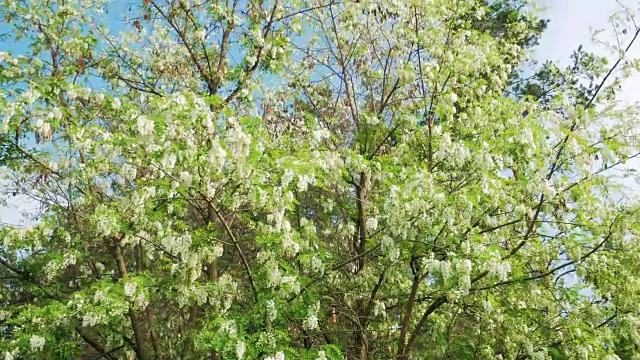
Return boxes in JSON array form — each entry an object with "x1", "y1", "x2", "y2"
[{"x1": 2, "y1": 0, "x2": 640, "y2": 359}]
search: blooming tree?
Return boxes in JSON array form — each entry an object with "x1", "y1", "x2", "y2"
[{"x1": 2, "y1": 0, "x2": 640, "y2": 359}]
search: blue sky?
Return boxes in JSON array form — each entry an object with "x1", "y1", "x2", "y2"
[
  {"x1": 537, "y1": 0, "x2": 619, "y2": 63},
  {"x1": 536, "y1": 0, "x2": 640, "y2": 103},
  {"x1": 1, "y1": 1, "x2": 639, "y2": 225}
]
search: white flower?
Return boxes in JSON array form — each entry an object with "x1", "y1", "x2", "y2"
[
  {"x1": 365, "y1": 114, "x2": 380, "y2": 125},
  {"x1": 373, "y1": 301, "x2": 386, "y2": 317},
  {"x1": 603, "y1": 355, "x2": 621, "y2": 360},
  {"x1": 43, "y1": 260, "x2": 61, "y2": 281},
  {"x1": 440, "y1": 261, "x2": 452, "y2": 281},
  {"x1": 37, "y1": 121, "x2": 52, "y2": 141},
  {"x1": 304, "y1": 313, "x2": 318, "y2": 330},
  {"x1": 124, "y1": 281, "x2": 137, "y2": 297},
  {"x1": 541, "y1": 180, "x2": 556, "y2": 198},
  {"x1": 4, "y1": 348, "x2": 18, "y2": 360},
  {"x1": 179, "y1": 171, "x2": 192, "y2": 186},
  {"x1": 459, "y1": 259, "x2": 473, "y2": 274},
  {"x1": 29, "y1": 335, "x2": 45, "y2": 351},
  {"x1": 266, "y1": 260, "x2": 282, "y2": 288},
  {"x1": 481, "y1": 153, "x2": 494, "y2": 169},
  {"x1": 205, "y1": 182, "x2": 217, "y2": 198},
  {"x1": 266, "y1": 299, "x2": 277, "y2": 322},
  {"x1": 282, "y1": 235, "x2": 300, "y2": 256},
  {"x1": 220, "y1": 320, "x2": 237, "y2": 335},
  {"x1": 63, "y1": 254, "x2": 76, "y2": 266},
  {"x1": 297, "y1": 174, "x2": 314, "y2": 192},
  {"x1": 208, "y1": 140, "x2": 227, "y2": 168},
  {"x1": 161, "y1": 153, "x2": 177, "y2": 170},
  {"x1": 440, "y1": 133, "x2": 452, "y2": 152},
  {"x1": 311, "y1": 128, "x2": 330, "y2": 144},
  {"x1": 303, "y1": 301, "x2": 320, "y2": 330},
  {"x1": 281, "y1": 169, "x2": 294, "y2": 187},
  {"x1": 95, "y1": 262, "x2": 105, "y2": 273},
  {"x1": 82, "y1": 312, "x2": 101, "y2": 327},
  {"x1": 134, "y1": 293, "x2": 149, "y2": 310},
  {"x1": 195, "y1": 29, "x2": 206, "y2": 41},
  {"x1": 22, "y1": 88, "x2": 40, "y2": 105},
  {"x1": 520, "y1": 127, "x2": 534, "y2": 145},
  {"x1": 266, "y1": 352, "x2": 285, "y2": 360},
  {"x1": 381, "y1": 236, "x2": 394, "y2": 251},
  {"x1": 172, "y1": 93, "x2": 187, "y2": 107},
  {"x1": 281, "y1": 275, "x2": 300, "y2": 294},
  {"x1": 136, "y1": 115, "x2": 154, "y2": 135},
  {"x1": 112, "y1": 97, "x2": 121, "y2": 109},
  {"x1": 310, "y1": 256, "x2": 324, "y2": 273},
  {"x1": 365, "y1": 217, "x2": 378, "y2": 232},
  {"x1": 316, "y1": 351, "x2": 327, "y2": 360},
  {"x1": 482, "y1": 300, "x2": 493, "y2": 312},
  {"x1": 94, "y1": 290, "x2": 106, "y2": 302},
  {"x1": 449, "y1": 92, "x2": 458, "y2": 103},
  {"x1": 514, "y1": 204, "x2": 526, "y2": 216},
  {"x1": 213, "y1": 244, "x2": 224, "y2": 258},
  {"x1": 67, "y1": 87, "x2": 78, "y2": 100},
  {"x1": 567, "y1": 137, "x2": 580, "y2": 154},
  {"x1": 497, "y1": 262, "x2": 511, "y2": 281},
  {"x1": 236, "y1": 341, "x2": 246, "y2": 360},
  {"x1": 121, "y1": 163, "x2": 137, "y2": 181},
  {"x1": 47, "y1": 107, "x2": 63, "y2": 121},
  {"x1": 461, "y1": 241, "x2": 470, "y2": 255},
  {"x1": 388, "y1": 246, "x2": 400, "y2": 262},
  {"x1": 202, "y1": 114, "x2": 215, "y2": 134}
]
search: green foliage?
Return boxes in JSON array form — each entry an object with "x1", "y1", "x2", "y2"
[{"x1": 1, "y1": 0, "x2": 640, "y2": 359}]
